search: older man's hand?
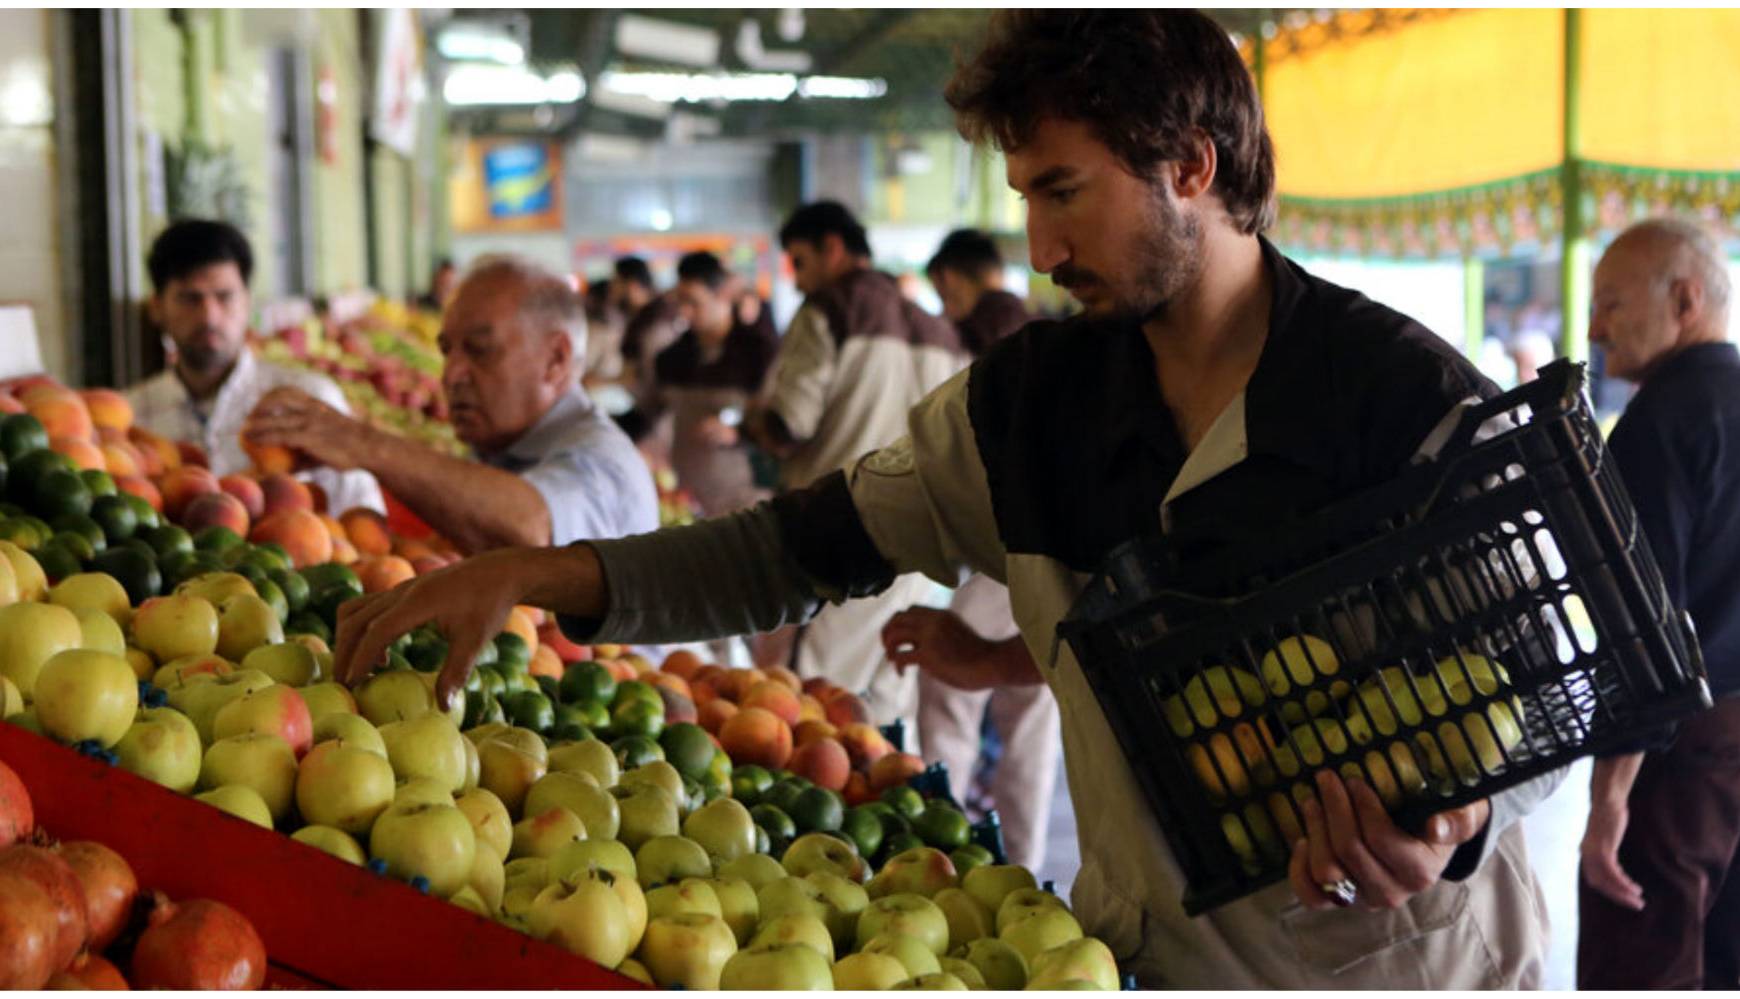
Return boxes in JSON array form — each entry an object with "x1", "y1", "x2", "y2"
[
  {"x1": 1288, "y1": 769, "x2": 1490, "y2": 911},
  {"x1": 244, "y1": 387, "x2": 371, "y2": 470}
]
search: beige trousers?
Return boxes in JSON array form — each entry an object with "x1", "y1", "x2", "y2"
[{"x1": 792, "y1": 573, "x2": 936, "y2": 752}]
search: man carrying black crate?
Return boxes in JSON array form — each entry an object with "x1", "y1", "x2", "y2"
[
  {"x1": 327, "y1": 12, "x2": 1560, "y2": 988},
  {"x1": 1578, "y1": 218, "x2": 1740, "y2": 990}
]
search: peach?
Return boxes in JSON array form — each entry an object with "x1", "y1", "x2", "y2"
[
  {"x1": 789, "y1": 737, "x2": 850, "y2": 792},
  {"x1": 181, "y1": 491, "x2": 251, "y2": 537},
  {"x1": 656, "y1": 687, "x2": 698, "y2": 725},
  {"x1": 842, "y1": 771, "x2": 876, "y2": 806},
  {"x1": 249, "y1": 509, "x2": 333, "y2": 569},
  {"x1": 0, "y1": 394, "x2": 21, "y2": 415},
  {"x1": 798, "y1": 695, "x2": 827, "y2": 724},
  {"x1": 603, "y1": 658, "x2": 638, "y2": 684},
  {"x1": 645, "y1": 671, "x2": 693, "y2": 704},
  {"x1": 52, "y1": 436, "x2": 106, "y2": 471},
  {"x1": 356, "y1": 555, "x2": 415, "y2": 594},
  {"x1": 176, "y1": 440, "x2": 210, "y2": 469},
  {"x1": 742, "y1": 681, "x2": 802, "y2": 726},
  {"x1": 219, "y1": 475, "x2": 266, "y2": 521},
  {"x1": 79, "y1": 389, "x2": 133, "y2": 432},
  {"x1": 719, "y1": 706, "x2": 793, "y2": 771},
  {"x1": 338, "y1": 508, "x2": 392, "y2": 557},
  {"x1": 698, "y1": 698, "x2": 738, "y2": 736},
  {"x1": 28, "y1": 394, "x2": 94, "y2": 442},
  {"x1": 260, "y1": 473, "x2": 313, "y2": 515},
  {"x1": 528, "y1": 644, "x2": 563, "y2": 680},
  {"x1": 762, "y1": 665, "x2": 803, "y2": 694},
  {"x1": 660, "y1": 649, "x2": 705, "y2": 680},
  {"x1": 160, "y1": 466, "x2": 223, "y2": 522},
  {"x1": 241, "y1": 437, "x2": 297, "y2": 476},
  {"x1": 101, "y1": 442, "x2": 146, "y2": 478},
  {"x1": 793, "y1": 720, "x2": 839, "y2": 748},
  {"x1": 537, "y1": 622, "x2": 588, "y2": 663},
  {"x1": 503, "y1": 607, "x2": 538, "y2": 651},
  {"x1": 718, "y1": 668, "x2": 767, "y2": 704},
  {"x1": 868, "y1": 752, "x2": 926, "y2": 792},
  {"x1": 127, "y1": 427, "x2": 178, "y2": 473},
  {"x1": 824, "y1": 691, "x2": 874, "y2": 729},
  {"x1": 801, "y1": 676, "x2": 834, "y2": 699},
  {"x1": 115, "y1": 475, "x2": 163, "y2": 512},
  {"x1": 330, "y1": 537, "x2": 359, "y2": 565},
  {"x1": 839, "y1": 723, "x2": 895, "y2": 771},
  {"x1": 318, "y1": 515, "x2": 347, "y2": 545}
]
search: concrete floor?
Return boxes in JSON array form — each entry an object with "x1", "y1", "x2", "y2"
[{"x1": 1030, "y1": 748, "x2": 1591, "y2": 989}]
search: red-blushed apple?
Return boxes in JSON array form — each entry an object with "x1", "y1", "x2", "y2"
[
  {"x1": 152, "y1": 653, "x2": 234, "y2": 690},
  {"x1": 749, "y1": 911, "x2": 835, "y2": 961},
  {"x1": 296, "y1": 741, "x2": 395, "y2": 835},
  {"x1": 47, "y1": 572, "x2": 131, "y2": 625},
  {"x1": 961, "y1": 863, "x2": 1038, "y2": 917},
  {"x1": 464, "y1": 843, "x2": 505, "y2": 913},
  {"x1": 546, "y1": 738, "x2": 619, "y2": 788},
  {"x1": 548, "y1": 839, "x2": 638, "y2": 888},
  {"x1": 998, "y1": 906, "x2": 1084, "y2": 966},
  {"x1": 212, "y1": 684, "x2": 313, "y2": 757},
  {"x1": 455, "y1": 787, "x2": 513, "y2": 863},
  {"x1": 939, "y1": 957, "x2": 989, "y2": 990},
  {"x1": 369, "y1": 801, "x2": 478, "y2": 897},
  {"x1": 312, "y1": 713, "x2": 387, "y2": 757},
  {"x1": 130, "y1": 595, "x2": 219, "y2": 663},
  {"x1": 511, "y1": 806, "x2": 587, "y2": 860},
  {"x1": 994, "y1": 887, "x2": 1071, "y2": 935},
  {"x1": 833, "y1": 951, "x2": 912, "y2": 990},
  {"x1": 172, "y1": 668, "x2": 275, "y2": 744},
  {"x1": 296, "y1": 682, "x2": 356, "y2": 724},
  {"x1": 867, "y1": 846, "x2": 959, "y2": 899},
  {"x1": 113, "y1": 707, "x2": 202, "y2": 792},
  {"x1": 955, "y1": 938, "x2": 1028, "y2": 990},
  {"x1": 379, "y1": 715, "x2": 468, "y2": 793},
  {"x1": 33, "y1": 649, "x2": 138, "y2": 747},
  {"x1": 857, "y1": 893, "x2": 950, "y2": 955},
  {"x1": 241, "y1": 643, "x2": 318, "y2": 687},
  {"x1": 200, "y1": 732, "x2": 298, "y2": 822},
  {"x1": 355, "y1": 670, "x2": 439, "y2": 725},
  {"x1": 645, "y1": 878, "x2": 722, "y2": 921},
  {"x1": 291, "y1": 825, "x2": 367, "y2": 865},
  {"x1": 214, "y1": 594, "x2": 283, "y2": 662},
  {"x1": 611, "y1": 783, "x2": 680, "y2": 852},
  {"x1": 525, "y1": 772, "x2": 619, "y2": 842},
  {"x1": 932, "y1": 888, "x2": 995, "y2": 948},
  {"x1": 718, "y1": 941, "x2": 835, "y2": 990},
  {"x1": 704, "y1": 877, "x2": 760, "y2": 946},
  {"x1": 74, "y1": 609, "x2": 126, "y2": 657},
  {"x1": 861, "y1": 934, "x2": 944, "y2": 978},
  {"x1": 527, "y1": 876, "x2": 634, "y2": 968},
  {"x1": 1026, "y1": 936, "x2": 1119, "y2": 991},
  {"x1": 638, "y1": 912, "x2": 738, "y2": 989},
  {"x1": 194, "y1": 784, "x2": 273, "y2": 829},
  {"x1": 681, "y1": 797, "x2": 756, "y2": 866},
  {"x1": 477, "y1": 738, "x2": 547, "y2": 817},
  {"x1": 781, "y1": 831, "x2": 867, "y2": 883},
  {"x1": 634, "y1": 835, "x2": 711, "y2": 889},
  {"x1": 805, "y1": 871, "x2": 869, "y2": 952},
  {"x1": 717, "y1": 853, "x2": 787, "y2": 892},
  {"x1": 0, "y1": 601, "x2": 83, "y2": 697}
]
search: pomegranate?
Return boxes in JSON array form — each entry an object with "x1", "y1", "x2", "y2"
[
  {"x1": 0, "y1": 758, "x2": 29, "y2": 848},
  {"x1": 130, "y1": 893, "x2": 265, "y2": 990},
  {"x1": 0, "y1": 870, "x2": 59, "y2": 988},
  {"x1": 0, "y1": 844, "x2": 88, "y2": 973},
  {"x1": 46, "y1": 953, "x2": 130, "y2": 990},
  {"x1": 56, "y1": 841, "x2": 138, "y2": 952}
]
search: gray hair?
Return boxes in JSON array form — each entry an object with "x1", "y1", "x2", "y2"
[
  {"x1": 460, "y1": 254, "x2": 588, "y2": 367},
  {"x1": 1614, "y1": 217, "x2": 1732, "y2": 330}
]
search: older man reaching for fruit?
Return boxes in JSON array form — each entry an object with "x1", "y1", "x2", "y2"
[{"x1": 244, "y1": 256, "x2": 658, "y2": 555}]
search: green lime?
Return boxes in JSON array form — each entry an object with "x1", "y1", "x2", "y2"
[
  {"x1": 732, "y1": 765, "x2": 774, "y2": 805},
  {"x1": 117, "y1": 537, "x2": 158, "y2": 562},
  {"x1": 750, "y1": 804, "x2": 797, "y2": 843},
  {"x1": 309, "y1": 586, "x2": 357, "y2": 628},
  {"x1": 88, "y1": 494, "x2": 138, "y2": 543},
  {"x1": 763, "y1": 780, "x2": 806, "y2": 816},
  {"x1": 504, "y1": 670, "x2": 538, "y2": 694},
  {"x1": 6, "y1": 449, "x2": 69, "y2": 504},
  {"x1": 537, "y1": 674, "x2": 563, "y2": 703},
  {"x1": 842, "y1": 806, "x2": 886, "y2": 860},
  {"x1": 881, "y1": 832, "x2": 925, "y2": 859},
  {"x1": 255, "y1": 577, "x2": 289, "y2": 624},
  {"x1": 286, "y1": 611, "x2": 332, "y2": 644},
  {"x1": 681, "y1": 776, "x2": 706, "y2": 813},
  {"x1": 50, "y1": 513, "x2": 105, "y2": 553},
  {"x1": 502, "y1": 690, "x2": 555, "y2": 732},
  {"x1": 122, "y1": 493, "x2": 160, "y2": 531},
  {"x1": 462, "y1": 689, "x2": 489, "y2": 729},
  {"x1": 194, "y1": 525, "x2": 244, "y2": 554},
  {"x1": 574, "y1": 699, "x2": 610, "y2": 732},
  {"x1": 157, "y1": 549, "x2": 197, "y2": 585},
  {"x1": 549, "y1": 722, "x2": 592, "y2": 744},
  {"x1": 45, "y1": 531, "x2": 94, "y2": 562},
  {"x1": 268, "y1": 568, "x2": 310, "y2": 612},
  {"x1": 609, "y1": 698, "x2": 664, "y2": 741},
  {"x1": 142, "y1": 524, "x2": 194, "y2": 559},
  {"x1": 612, "y1": 680, "x2": 661, "y2": 711},
  {"x1": 479, "y1": 695, "x2": 506, "y2": 728},
  {"x1": 298, "y1": 563, "x2": 362, "y2": 597},
  {"x1": 612, "y1": 734, "x2": 665, "y2": 770},
  {"x1": 754, "y1": 825, "x2": 771, "y2": 855},
  {"x1": 559, "y1": 661, "x2": 616, "y2": 705},
  {"x1": 950, "y1": 844, "x2": 995, "y2": 874},
  {"x1": 479, "y1": 669, "x2": 507, "y2": 701},
  {"x1": 0, "y1": 519, "x2": 46, "y2": 550},
  {"x1": 471, "y1": 637, "x2": 499, "y2": 671},
  {"x1": 255, "y1": 541, "x2": 291, "y2": 567},
  {"x1": 0, "y1": 502, "x2": 20, "y2": 517},
  {"x1": 241, "y1": 544, "x2": 291, "y2": 574},
  {"x1": 0, "y1": 414, "x2": 48, "y2": 461},
  {"x1": 78, "y1": 470, "x2": 116, "y2": 498},
  {"x1": 913, "y1": 802, "x2": 972, "y2": 851},
  {"x1": 706, "y1": 747, "x2": 732, "y2": 789},
  {"x1": 494, "y1": 632, "x2": 532, "y2": 673},
  {"x1": 658, "y1": 722, "x2": 717, "y2": 782},
  {"x1": 790, "y1": 787, "x2": 844, "y2": 834},
  {"x1": 90, "y1": 547, "x2": 161, "y2": 604},
  {"x1": 880, "y1": 785, "x2": 926, "y2": 821},
  {"x1": 32, "y1": 543, "x2": 81, "y2": 583},
  {"x1": 405, "y1": 629, "x2": 449, "y2": 672},
  {"x1": 29, "y1": 468, "x2": 92, "y2": 520},
  {"x1": 232, "y1": 562, "x2": 270, "y2": 591}
]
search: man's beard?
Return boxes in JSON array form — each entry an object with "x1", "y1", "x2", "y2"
[
  {"x1": 1054, "y1": 191, "x2": 1205, "y2": 324},
  {"x1": 175, "y1": 331, "x2": 235, "y2": 374}
]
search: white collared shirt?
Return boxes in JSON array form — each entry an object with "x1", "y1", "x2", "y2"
[{"x1": 124, "y1": 349, "x2": 386, "y2": 515}]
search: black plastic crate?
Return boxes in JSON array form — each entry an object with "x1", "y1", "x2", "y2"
[{"x1": 1058, "y1": 360, "x2": 1710, "y2": 915}]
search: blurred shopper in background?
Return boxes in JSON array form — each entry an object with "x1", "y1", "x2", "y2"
[
  {"x1": 579, "y1": 274, "x2": 627, "y2": 384},
  {"x1": 747, "y1": 200, "x2": 967, "y2": 734},
  {"x1": 244, "y1": 255, "x2": 657, "y2": 554},
  {"x1": 416, "y1": 257, "x2": 458, "y2": 313},
  {"x1": 1579, "y1": 218, "x2": 1740, "y2": 990},
  {"x1": 125, "y1": 218, "x2": 385, "y2": 515}
]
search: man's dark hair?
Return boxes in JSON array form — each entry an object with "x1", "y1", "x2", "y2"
[
  {"x1": 147, "y1": 218, "x2": 254, "y2": 292},
  {"x1": 778, "y1": 201, "x2": 872, "y2": 258},
  {"x1": 676, "y1": 251, "x2": 730, "y2": 291},
  {"x1": 928, "y1": 229, "x2": 1003, "y2": 281},
  {"x1": 614, "y1": 256, "x2": 654, "y2": 289},
  {"x1": 945, "y1": 11, "x2": 1276, "y2": 234}
]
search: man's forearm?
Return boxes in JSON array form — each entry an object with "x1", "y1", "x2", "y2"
[
  {"x1": 1591, "y1": 752, "x2": 1646, "y2": 809},
  {"x1": 989, "y1": 636, "x2": 1044, "y2": 686},
  {"x1": 357, "y1": 433, "x2": 552, "y2": 554}
]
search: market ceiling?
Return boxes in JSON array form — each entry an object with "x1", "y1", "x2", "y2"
[{"x1": 435, "y1": 9, "x2": 1321, "y2": 140}]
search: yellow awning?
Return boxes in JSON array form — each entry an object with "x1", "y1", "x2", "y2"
[{"x1": 1579, "y1": 8, "x2": 1740, "y2": 171}]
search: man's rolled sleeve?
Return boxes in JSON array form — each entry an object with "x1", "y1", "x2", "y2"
[
  {"x1": 521, "y1": 446, "x2": 654, "y2": 547},
  {"x1": 764, "y1": 304, "x2": 836, "y2": 443}
]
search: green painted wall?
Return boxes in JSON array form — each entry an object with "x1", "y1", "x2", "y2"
[{"x1": 311, "y1": 9, "x2": 368, "y2": 296}]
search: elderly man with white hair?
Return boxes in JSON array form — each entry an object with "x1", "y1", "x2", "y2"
[
  {"x1": 245, "y1": 255, "x2": 657, "y2": 553},
  {"x1": 1578, "y1": 217, "x2": 1740, "y2": 990}
]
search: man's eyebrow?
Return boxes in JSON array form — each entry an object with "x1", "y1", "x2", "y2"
[{"x1": 1024, "y1": 166, "x2": 1079, "y2": 192}]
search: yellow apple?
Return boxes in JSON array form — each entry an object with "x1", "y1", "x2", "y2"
[
  {"x1": 355, "y1": 669, "x2": 439, "y2": 725},
  {"x1": 940, "y1": 956, "x2": 989, "y2": 989},
  {"x1": 861, "y1": 934, "x2": 944, "y2": 978},
  {"x1": 379, "y1": 715, "x2": 469, "y2": 793},
  {"x1": 955, "y1": 937, "x2": 1029, "y2": 990},
  {"x1": 0, "y1": 601, "x2": 83, "y2": 697},
  {"x1": 478, "y1": 737, "x2": 547, "y2": 817},
  {"x1": 999, "y1": 907, "x2": 1083, "y2": 966},
  {"x1": 297, "y1": 682, "x2": 357, "y2": 724},
  {"x1": 706, "y1": 876, "x2": 761, "y2": 946},
  {"x1": 805, "y1": 870, "x2": 869, "y2": 952},
  {"x1": 33, "y1": 649, "x2": 138, "y2": 747},
  {"x1": 894, "y1": 971, "x2": 969, "y2": 989},
  {"x1": 113, "y1": 706, "x2": 202, "y2": 792},
  {"x1": 200, "y1": 732, "x2": 298, "y2": 821},
  {"x1": 1028, "y1": 937, "x2": 1119, "y2": 990},
  {"x1": 297, "y1": 740, "x2": 396, "y2": 834},
  {"x1": 681, "y1": 797, "x2": 756, "y2": 865},
  {"x1": 49, "y1": 573, "x2": 131, "y2": 625},
  {"x1": 195, "y1": 784, "x2": 273, "y2": 828},
  {"x1": 312, "y1": 712, "x2": 387, "y2": 757},
  {"x1": 511, "y1": 806, "x2": 587, "y2": 860},
  {"x1": 961, "y1": 864, "x2": 1038, "y2": 917},
  {"x1": 834, "y1": 951, "x2": 911, "y2": 990},
  {"x1": 74, "y1": 609, "x2": 126, "y2": 657},
  {"x1": 526, "y1": 771, "x2": 620, "y2": 841},
  {"x1": 866, "y1": 845, "x2": 955, "y2": 898},
  {"x1": 646, "y1": 878, "x2": 722, "y2": 921},
  {"x1": 787, "y1": 831, "x2": 869, "y2": 885},
  {"x1": 528, "y1": 877, "x2": 634, "y2": 968},
  {"x1": 292, "y1": 825, "x2": 368, "y2": 864},
  {"x1": 638, "y1": 912, "x2": 738, "y2": 989},
  {"x1": 612, "y1": 783, "x2": 680, "y2": 851},
  {"x1": 857, "y1": 892, "x2": 950, "y2": 955},
  {"x1": 635, "y1": 834, "x2": 712, "y2": 889},
  {"x1": 750, "y1": 912, "x2": 835, "y2": 961},
  {"x1": 214, "y1": 594, "x2": 283, "y2": 662},
  {"x1": 719, "y1": 941, "x2": 835, "y2": 990},
  {"x1": 370, "y1": 801, "x2": 479, "y2": 897},
  {"x1": 131, "y1": 594, "x2": 220, "y2": 664},
  {"x1": 547, "y1": 738, "x2": 618, "y2": 788},
  {"x1": 933, "y1": 887, "x2": 996, "y2": 947},
  {"x1": 242, "y1": 643, "x2": 319, "y2": 687},
  {"x1": 549, "y1": 838, "x2": 637, "y2": 887},
  {"x1": 455, "y1": 787, "x2": 514, "y2": 862},
  {"x1": 0, "y1": 540, "x2": 45, "y2": 600},
  {"x1": 718, "y1": 853, "x2": 788, "y2": 892}
]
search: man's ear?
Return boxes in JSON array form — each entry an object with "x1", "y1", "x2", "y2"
[
  {"x1": 547, "y1": 328, "x2": 575, "y2": 384},
  {"x1": 1173, "y1": 128, "x2": 1218, "y2": 202},
  {"x1": 145, "y1": 294, "x2": 163, "y2": 328},
  {"x1": 1670, "y1": 277, "x2": 1704, "y2": 328}
]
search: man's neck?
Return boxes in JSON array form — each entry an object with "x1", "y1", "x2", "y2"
[
  {"x1": 174, "y1": 355, "x2": 239, "y2": 403},
  {"x1": 1142, "y1": 230, "x2": 1271, "y2": 376}
]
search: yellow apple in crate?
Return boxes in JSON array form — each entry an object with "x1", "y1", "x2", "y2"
[
  {"x1": 720, "y1": 940, "x2": 835, "y2": 990},
  {"x1": 201, "y1": 732, "x2": 298, "y2": 821},
  {"x1": 113, "y1": 706, "x2": 202, "y2": 792},
  {"x1": 32, "y1": 649, "x2": 137, "y2": 747},
  {"x1": 370, "y1": 801, "x2": 479, "y2": 897},
  {"x1": 858, "y1": 892, "x2": 951, "y2": 954},
  {"x1": 297, "y1": 740, "x2": 396, "y2": 835},
  {"x1": 750, "y1": 912, "x2": 835, "y2": 960}
]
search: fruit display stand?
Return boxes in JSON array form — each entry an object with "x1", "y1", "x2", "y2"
[{"x1": 0, "y1": 723, "x2": 641, "y2": 989}]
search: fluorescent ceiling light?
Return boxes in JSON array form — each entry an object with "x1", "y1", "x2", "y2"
[
  {"x1": 736, "y1": 20, "x2": 812, "y2": 73},
  {"x1": 600, "y1": 70, "x2": 887, "y2": 104},
  {"x1": 614, "y1": 14, "x2": 721, "y2": 67},
  {"x1": 436, "y1": 27, "x2": 524, "y2": 65},
  {"x1": 444, "y1": 64, "x2": 585, "y2": 106},
  {"x1": 798, "y1": 76, "x2": 888, "y2": 100}
]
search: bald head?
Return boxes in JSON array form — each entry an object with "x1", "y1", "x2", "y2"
[{"x1": 1591, "y1": 218, "x2": 1731, "y2": 382}]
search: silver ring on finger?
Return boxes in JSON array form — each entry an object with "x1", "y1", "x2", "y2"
[{"x1": 1321, "y1": 878, "x2": 1358, "y2": 907}]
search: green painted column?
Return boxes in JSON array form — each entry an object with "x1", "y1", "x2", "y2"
[
  {"x1": 1464, "y1": 257, "x2": 1485, "y2": 360},
  {"x1": 182, "y1": 11, "x2": 216, "y2": 143},
  {"x1": 1559, "y1": 9, "x2": 1590, "y2": 363}
]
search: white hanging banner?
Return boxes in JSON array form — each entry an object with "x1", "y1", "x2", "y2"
[
  {"x1": 0, "y1": 305, "x2": 44, "y2": 380},
  {"x1": 370, "y1": 8, "x2": 425, "y2": 157}
]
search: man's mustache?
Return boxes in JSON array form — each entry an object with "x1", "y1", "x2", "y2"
[{"x1": 1052, "y1": 265, "x2": 1102, "y2": 292}]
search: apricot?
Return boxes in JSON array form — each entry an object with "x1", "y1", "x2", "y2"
[
  {"x1": 260, "y1": 473, "x2": 314, "y2": 516},
  {"x1": 249, "y1": 509, "x2": 333, "y2": 568},
  {"x1": 338, "y1": 508, "x2": 392, "y2": 557},
  {"x1": 160, "y1": 466, "x2": 222, "y2": 522},
  {"x1": 719, "y1": 706, "x2": 794, "y2": 771},
  {"x1": 356, "y1": 555, "x2": 415, "y2": 594},
  {"x1": 51, "y1": 436, "x2": 106, "y2": 471},
  {"x1": 218, "y1": 475, "x2": 266, "y2": 521},
  {"x1": 868, "y1": 752, "x2": 926, "y2": 792},
  {"x1": 789, "y1": 737, "x2": 850, "y2": 792},
  {"x1": 79, "y1": 389, "x2": 133, "y2": 432},
  {"x1": 181, "y1": 491, "x2": 251, "y2": 538},
  {"x1": 698, "y1": 698, "x2": 738, "y2": 736}
]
